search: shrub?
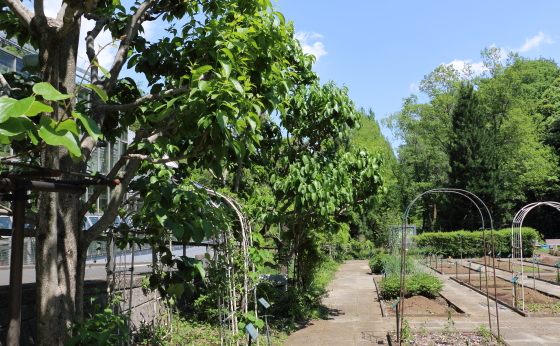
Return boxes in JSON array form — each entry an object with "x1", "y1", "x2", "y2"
[
  {"x1": 379, "y1": 273, "x2": 443, "y2": 300},
  {"x1": 369, "y1": 254, "x2": 419, "y2": 275},
  {"x1": 344, "y1": 239, "x2": 374, "y2": 260},
  {"x1": 413, "y1": 228, "x2": 539, "y2": 258},
  {"x1": 369, "y1": 254, "x2": 391, "y2": 273}
]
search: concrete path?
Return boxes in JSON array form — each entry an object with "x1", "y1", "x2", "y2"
[
  {"x1": 284, "y1": 260, "x2": 560, "y2": 346},
  {"x1": 284, "y1": 261, "x2": 392, "y2": 346}
]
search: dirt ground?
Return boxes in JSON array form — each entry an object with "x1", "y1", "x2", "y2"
[
  {"x1": 432, "y1": 264, "x2": 480, "y2": 274},
  {"x1": 396, "y1": 332, "x2": 503, "y2": 346},
  {"x1": 534, "y1": 253, "x2": 560, "y2": 266},
  {"x1": 384, "y1": 295, "x2": 460, "y2": 315},
  {"x1": 456, "y1": 275, "x2": 560, "y2": 313}
]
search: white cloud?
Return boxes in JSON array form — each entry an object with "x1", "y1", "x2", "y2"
[
  {"x1": 77, "y1": 18, "x2": 118, "y2": 72},
  {"x1": 294, "y1": 31, "x2": 327, "y2": 60},
  {"x1": 447, "y1": 59, "x2": 487, "y2": 76},
  {"x1": 409, "y1": 82, "x2": 418, "y2": 91},
  {"x1": 518, "y1": 31, "x2": 554, "y2": 52},
  {"x1": 43, "y1": 2, "x2": 59, "y2": 18}
]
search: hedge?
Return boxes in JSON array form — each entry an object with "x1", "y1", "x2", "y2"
[{"x1": 412, "y1": 228, "x2": 539, "y2": 258}]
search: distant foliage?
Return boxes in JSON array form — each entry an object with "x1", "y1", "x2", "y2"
[{"x1": 413, "y1": 228, "x2": 539, "y2": 258}]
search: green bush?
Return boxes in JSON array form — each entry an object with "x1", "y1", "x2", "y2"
[
  {"x1": 369, "y1": 254, "x2": 391, "y2": 273},
  {"x1": 413, "y1": 228, "x2": 539, "y2": 258},
  {"x1": 343, "y1": 239, "x2": 374, "y2": 260},
  {"x1": 379, "y1": 273, "x2": 443, "y2": 300},
  {"x1": 369, "y1": 254, "x2": 419, "y2": 275}
]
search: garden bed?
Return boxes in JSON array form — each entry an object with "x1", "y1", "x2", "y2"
[
  {"x1": 381, "y1": 295, "x2": 462, "y2": 317},
  {"x1": 387, "y1": 331, "x2": 507, "y2": 345},
  {"x1": 429, "y1": 263, "x2": 480, "y2": 275},
  {"x1": 373, "y1": 277, "x2": 464, "y2": 317},
  {"x1": 466, "y1": 256, "x2": 555, "y2": 275},
  {"x1": 527, "y1": 274, "x2": 560, "y2": 286},
  {"x1": 452, "y1": 275, "x2": 560, "y2": 316}
]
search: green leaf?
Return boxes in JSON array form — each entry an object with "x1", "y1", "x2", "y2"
[
  {"x1": 0, "y1": 117, "x2": 27, "y2": 136},
  {"x1": 84, "y1": 83, "x2": 108, "y2": 102},
  {"x1": 38, "y1": 124, "x2": 82, "y2": 158},
  {"x1": 221, "y1": 48, "x2": 234, "y2": 61},
  {"x1": 0, "y1": 97, "x2": 36, "y2": 122},
  {"x1": 93, "y1": 61, "x2": 111, "y2": 79},
  {"x1": 32, "y1": 83, "x2": 72, "y2": 101},
  {"x1": 63, "y1": 335, "x2": 82, "y2": 346},
  {"x1": 57, "y1": 119, "x2": 79, "y2": 136},
  {"x1": 191, "y1": 65, "x2": 213, "y2": 81},
  {"x1": 194, "y1": 262, "x2": 206, "y2": 278},
  {"x1": 25, "y1": 100, "x2": 53, "y2": 117},
  {"x1": 192, "y1": 225, "x2": 205, "y2": 244},
  {"x1": 172, "y1": 223, "x2": 185, "y2": 239},
  {"x1": 219, "y1": 59, "x2": 232, "y2": 78},
  {"x1": 230, "y1": 78, "x2": 244, "y2": 95},
  {"x1": 72, "y1": 111, "x2": 103, "y2": 141},
  {"x1": 202, "y1": 219, "x2": 213, "y2": 238},
  {"x1": 168, "y1": 283, "x2": 185, "y2": 298},
  {"x1": 19, "y1": 117, "x2": 39, "y2": 145},
  {"x1": 155, "y1": 208, "x2": 168, "y2": 227},
  {"x1": 216, "y1": 110, "x2": 228, "y2": 130}
]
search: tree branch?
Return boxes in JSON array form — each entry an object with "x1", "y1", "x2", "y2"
[
  {"x1": 81, "y1": 158, "x2": 142, "y2": 248},
  {"x1": 0, "y1": 0, "x2": 34, "y2": 32},
  {"x1": 102, "y1": 85, "x2": 190, "y2": 113},
  {"x1": 0, "y1": 71, "x2": 12, "y2": 97},
  {"x1": 85, "y1": 14, "x2": 110, "y2": 84},
  {"x1": 122, "y1": 130, "x2": 209, "y2": 163},
  {"x1": 102, "y1": 0, "x2": 155, "y2": 91}
]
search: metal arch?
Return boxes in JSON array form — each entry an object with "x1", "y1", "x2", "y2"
[
  {"x1": 397, "y1": 188, "x2": 500, "y2": 344},
  {"x1": 511, "y1": 201, "x2": 560, "y2": 311}
]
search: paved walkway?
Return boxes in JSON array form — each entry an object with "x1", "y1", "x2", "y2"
[{"x1": 284, "y1": 260, "x2": 560, "y2": 346}]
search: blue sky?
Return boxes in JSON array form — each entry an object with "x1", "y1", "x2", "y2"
[
  {"x1": 274, "y1": 0, "x2": 560, "y2": 147},
  {"x1": 40, "y1": 0, "x2": 560, "y2": 149}
]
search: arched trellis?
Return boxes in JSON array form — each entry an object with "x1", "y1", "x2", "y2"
[
  {"x1": 511, "y1": 201, "x2": 560, "y2": 311},
  {"x1": 397, "y1": 188, "x2": 500, "y2": 344},
  {"x1": 105, "y1": 182, "x2": 256, "y2": 346},
  {"x1": 202, "y1": 186, "x2": 256, "y2": 346}
]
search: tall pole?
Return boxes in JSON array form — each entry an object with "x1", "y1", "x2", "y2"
[{"x1": 6, "y1": 189, "x2": 26, "y2": 346}]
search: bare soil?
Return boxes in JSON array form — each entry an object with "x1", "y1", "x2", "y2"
[
  {"x1": 432, "y1": 264, "x2": 479, "y2": 274},
  {"x1": 472, "y1": 256, "x2": 554, "y2": 273},
  {"x1": 456, "y1": 275, "x2": 560, "y2": 313},
  {"x1": 534, "y1": 254, "x2": 560, "y2": 266},
  {"x1": 395, "y1": 332, "x2": 503, "y2": 345},
  {"x1": 384, "y1": 295, "x2": 459, "y2": 316}
]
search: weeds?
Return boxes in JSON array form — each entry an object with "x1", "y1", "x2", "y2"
[{"x1": 475, "y1": 324, "x2": 492, "y2": 344}]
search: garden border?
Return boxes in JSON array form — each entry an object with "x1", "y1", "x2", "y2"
[
  {"x1": 450, "y1": 276, "x2": 527, "y2": 317},
  {"x1": 448, "y1": 276, "x2": 560, "y2": 317},
  {"x1": 386, "y1": 331, "x2": 509, "y2": 346},
  {"x1": 527, "y1": 275, "x2": 560, "y2": 287},
  {"x1": 373, "y1": 277, "x2": 467, "y2": 318}
]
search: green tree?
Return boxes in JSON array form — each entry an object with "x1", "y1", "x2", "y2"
[
  {"x1": 446, "y1": 83, "x2": 498, "y2": 230},
  {"x1": 0, "y1": 1, "x2": 318, "y2": 344}
]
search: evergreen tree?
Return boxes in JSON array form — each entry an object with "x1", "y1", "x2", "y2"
[{"x1": 445, "y1": 83, "x2": 498, "y2": 230}]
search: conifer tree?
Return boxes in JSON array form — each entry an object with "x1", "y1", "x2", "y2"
[{"x1": 445, "y1": 83, "x2": 497, "y2": 230}]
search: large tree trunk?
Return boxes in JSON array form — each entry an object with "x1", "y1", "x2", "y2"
[{"x1": 35, "y1": 21, "x2": 85, "y2": 346}]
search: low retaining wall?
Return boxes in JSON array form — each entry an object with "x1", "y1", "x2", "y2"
[{"x1": 0, "y1": 275, "x2": 167, "y2": 346}]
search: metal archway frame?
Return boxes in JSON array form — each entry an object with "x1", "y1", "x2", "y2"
[
  {"x1": 511, "y1": 201, "x2": 560, "y2": 311},
  {"x1": 397, "y1": 188, "x2": 500, "y2": 344}
]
